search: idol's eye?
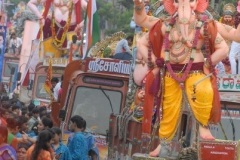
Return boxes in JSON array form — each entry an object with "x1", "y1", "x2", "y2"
[
  {"x1": 190, "y1": 0, "x2": 195, "y2": 2},
  {"x1": 174, "y1": 0, "x2": 178, "y2": 3}
]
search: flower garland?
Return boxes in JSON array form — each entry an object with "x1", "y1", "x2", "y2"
[
  {"x1": 164, "y1": 16, "x2": 203, "y2": 87},
  {"x1": 51, "y1": 1, "x2": 74, "y2": 48}
]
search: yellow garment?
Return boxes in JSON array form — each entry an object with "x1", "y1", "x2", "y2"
[
  {"x1": 41, "y1": 32, "x2": 75, "y2": 58},
  {"x1": 159, "y1": 72, "x2": 213, "y2": 141}
]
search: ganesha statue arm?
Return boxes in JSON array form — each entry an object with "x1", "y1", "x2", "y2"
[
  {"x1": 216, "y1": 21, "x2": 240, "y2": 43},
  {"x1": 27, "y1": 0, "x2": 45, "y2": 19},
  {"x1": 133, "y1": 0, "x2": 159, "y2": 31},
  {"x1": 210, "y1": 33, "x2": 229, "y2": 65},
  {"x1": 27, "y1": 0, "x2": 87, "y2": 28},
  {"x1": 133, "y1": 32, "x2": 156, "y2": 85}
]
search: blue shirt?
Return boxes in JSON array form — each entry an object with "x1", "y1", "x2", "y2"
[
  {"x1": 15, "y1": 131, "x2": 37, "y2": 138},
  {"x1": 52, "y1": 142, "x2": 71, "y2": 160},
  {"x1": 115, "y1": 39, "x2": 132, "y2": 54},
  {"x1": 67, "y1": 132, "x2": 88, "y2": 160},
  {"x1": 82, "y1": 132, "x2": 99, "y2": 159}
]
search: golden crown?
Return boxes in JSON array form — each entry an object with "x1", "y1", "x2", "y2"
[{"x1": 223, "y1": 3, "x2": 236, "y2": 15}]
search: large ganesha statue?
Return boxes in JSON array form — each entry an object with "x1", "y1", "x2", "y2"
[{"x1": 132, "y1": 0, "x2": 240, "y2": 158}]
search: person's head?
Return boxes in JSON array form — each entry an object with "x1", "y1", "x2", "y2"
[
  {"x1": 12, "y1": 104, "x2": 20, "y2": 115},
  {"x1": 2, "y1": 102, "x2": 12, "y2": 112},
  {"x1": 21, "y1": 111, "x2": 29, "y2": 119},
  {"x1": 69, "y1": 115, "x2": 85, "y2": 132},
  {"x1": 17, "y1": 143, "x2": 29, "y2": 160},
  {"x1": 136, "y1": 87, "x2": 145, "y2": 103},
  {"x1": 1, "y1": 95, "x2": 9, "y2": 102},
  {"x1": 0, "y1": 107, "x2": 9, "y2": 119},
  {"x1": 39, "y1": 106, "x2": 47, "y2": 118},
  {"x1": 11, "y1": 33, "x2": 16, "y2": 39},
  {"x1": 6, "y1": 115, "x2": 22, "y2": 134},
  {"x1": 28, "y1": 112, "x2": 33, "y2": 119},
  {"x1": 72, "y1": 35, "x2": 78, "y2": 43},
  {"x1": 51, "y1": 77, "x2": 59, "y2": 88},
  {"x1": 51, "y1": 127, "x2": 62, "y2": 144},
  {"x1": 222, "y1": 3, "x2": 235, "y2": 25},
  {"x1": 38, "y1": 117, "x2": 53, "y2": 132},
  {"x1": 31, "y1": 130, "x2": 53, "y2": 160},
  {"x1": 31, "y1": 107, "x2": 39, "y2": 119},
  {"x1": 0, "y1": 125, "x2": 8, "y2": 144},
  {"x1": 126, "y1": 35, "x2": 133, "y2": 47},
  {"x1": 223, "y1": 14, "x2": 233, "y2": 23},
  {"x1": 19, "y1": 116, "x2": 28, "y2": 133},
  {"x1": 28, "y1": 102, "x2": 35, "y2": 113}
]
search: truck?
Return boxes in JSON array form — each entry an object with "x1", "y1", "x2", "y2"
[
  {"x1": 51, "y1": 58, "x2": 131, "y2": 159},
  {"x1": 31, "y1": 59, "x2": 67, "y2": 106}
]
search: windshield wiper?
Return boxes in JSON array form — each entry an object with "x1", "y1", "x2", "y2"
[{"x1": 99, "y1": 86, "x2": 114, "y2": 114}]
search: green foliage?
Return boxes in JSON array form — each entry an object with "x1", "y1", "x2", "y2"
[
  {"x1": 97, "y1": 0, "x2": 160, "y2": 36},
  {"x1": 97, "y1": 0, "x2": 135, "y2": 36},
  {"x1": 103, "y1": 47, "x2": 112, "y2": 58},
  {"x1": 5, "y1": 0, "x2": 29, "y2": 19}
]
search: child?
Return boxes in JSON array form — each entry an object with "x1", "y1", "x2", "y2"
[{"x1": 51, "y1": 127, "x2": 71, "y2": 160}]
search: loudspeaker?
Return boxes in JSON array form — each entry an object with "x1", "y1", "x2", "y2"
[{"x1": 59, "y1": 110, "x2": 66, "y2": 121}]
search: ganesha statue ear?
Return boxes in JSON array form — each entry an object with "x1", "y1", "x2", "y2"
[
  {"x1": 163, "y1": 0, "x2": 177, "y2": 15},
  {"x1": 195, "y1": 0, "x2": 209, "y2": 13}
]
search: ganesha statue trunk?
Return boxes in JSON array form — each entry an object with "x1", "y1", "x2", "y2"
[{"x1": 177, "y1": 0, "x2": 192, "y2": 44}]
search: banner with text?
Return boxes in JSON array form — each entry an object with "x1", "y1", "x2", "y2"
[{"x1": 0, "y1": 26, "x2": 7, "y2": 82}]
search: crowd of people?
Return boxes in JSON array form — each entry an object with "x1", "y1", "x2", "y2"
[{"x1": 0, "y1": 95, "x2": 98, "y2": 160}]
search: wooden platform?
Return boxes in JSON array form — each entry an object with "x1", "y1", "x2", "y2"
[
  {"x1": 132, "y1": 153, "x2": 167, "y2": 160},
  {"x1": 220, "y1": 91, "x2": 240, "y2": 104}
]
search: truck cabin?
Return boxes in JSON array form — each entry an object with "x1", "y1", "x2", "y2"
[
  {"x1": 32, "y1": 59, "x2": 66, "y2": 106},
  {"x1": 54, "y1": 58, "x2": 131, "y2": 137}
]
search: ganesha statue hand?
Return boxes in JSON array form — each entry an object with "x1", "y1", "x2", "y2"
[{"x1": 133, "y1": 0, "x2": 229, "y2": 157}]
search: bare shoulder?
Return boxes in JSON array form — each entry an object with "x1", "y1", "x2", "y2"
[{"x1": 28, "y1": 0, "x2": 45, "y2": 5}]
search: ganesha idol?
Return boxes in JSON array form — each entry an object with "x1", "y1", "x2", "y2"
[
  {"x1": 132, "y1": 0, "x2": 240, "y2": 158},
  {"x1": 27, "y1": 0, "x2": 87, "y2": 58}
]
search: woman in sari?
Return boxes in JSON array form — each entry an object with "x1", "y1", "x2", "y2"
[
  {"x1": 26, "y1": 130, "x2": 54, "y2": 160},
  {"x1": 0, "y1": 125, "x2": 17, "y2": 160}
]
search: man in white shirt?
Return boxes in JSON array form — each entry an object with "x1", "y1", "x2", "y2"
[
  {"x1": 51, "y1": 77, "x2": 61, "y2": 101},
  {"x1": 9, "y1": 33, "x2": 22, "y2": 55}
]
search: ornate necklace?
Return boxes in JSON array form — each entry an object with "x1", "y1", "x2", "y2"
[
  {"x1": 171, "y1": 41, "x2": 184, "y2": 50},
  {"x1": 164, "y1": 16, "x2": 203, "y2": 88},
  {"x1": 170, "y1": 47, "x2": 190, "y2": 63}
]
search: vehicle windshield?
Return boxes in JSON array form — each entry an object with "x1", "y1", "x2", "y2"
[
  {"x1": 71, "y1": 86, "x2": 122, "y2": 135},
  {"x1": 35, "y1": 75, "x2": 50, "y2": 99}
]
